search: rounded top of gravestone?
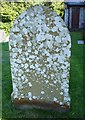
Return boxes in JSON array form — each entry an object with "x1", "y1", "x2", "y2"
[
  {"x1": 10, "y1": 4, "x2": 71, "y2": 55},
  {"x1": 10, "y1": 5, "x2": 71, "y2": 42}
]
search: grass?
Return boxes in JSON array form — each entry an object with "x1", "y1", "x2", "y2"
[
  {"x1": 1, "y1": 32, "x2": 84, "y2": 118},
  {"x1": 0, "y1": 43, "x2": 2, "y2": 118}
]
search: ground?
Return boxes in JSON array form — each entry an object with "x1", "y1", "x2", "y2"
[{"x1": 1, "y1": 32, "x2": 84, "y2": 118}]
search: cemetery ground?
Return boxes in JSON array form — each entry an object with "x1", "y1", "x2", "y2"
[{"x1": 1, "y1": 32, "x2": 84, "y2": 118}]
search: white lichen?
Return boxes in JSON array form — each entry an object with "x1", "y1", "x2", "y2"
[
  {"x1": 41, "y1": 91, "x2": 45, "y2": 94},
  {"x1": 53, "y1": 97, "x2": 57, "y2": 102},
  {"x1": 28, "y1": 82, "x2": 32, "y2": 87}
]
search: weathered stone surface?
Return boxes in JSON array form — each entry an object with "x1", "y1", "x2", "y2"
[
  {"x1": 9, "y1": 5, "x2": 71, "y2": 111},
  {"x1": 0, "y1": 30, "x2": 6, "y2": 42}
]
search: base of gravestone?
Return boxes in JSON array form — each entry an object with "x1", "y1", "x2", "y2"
[{"x1": 11, "y1": 98, "x2": 70, "y2": 112}]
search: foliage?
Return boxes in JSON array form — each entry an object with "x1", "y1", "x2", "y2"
[
  {"x1": 52, "y1": 1, "x2": 64, "y2": 17},
  {"x1": 0, "y1": 2, "x2": 30, "y2": 36},
  {"x1": 0, "y1": 1, "x2": 64, "y2": 36}
]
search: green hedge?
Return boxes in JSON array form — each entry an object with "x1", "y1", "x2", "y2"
[
  {"x1": 0, "y1": 2, "x2": 30, "y2": 36},
  {"x1": 0, "y1": 1, "x2": 64, "y2": 36}
]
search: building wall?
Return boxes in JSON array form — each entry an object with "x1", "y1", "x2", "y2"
[
  {"x1": 64, "y1": 8, "x2": 69, "y2": 26},
  {"x1": 79, "y1": 7, "x2": 85, "y2": 29},
  {"x1": 65, "y1": 0, "x2": 84, "y2": 2},
  {"x1": 64, "y1": 5, "x2": 85, "y2": 30},
  {"x1": 69, "y1": 7, "x2": 72, "y2": 29}
]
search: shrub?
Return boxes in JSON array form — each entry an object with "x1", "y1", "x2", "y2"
[{"x1": 0, "y1": 1, "x2": 64, "y2": 36}]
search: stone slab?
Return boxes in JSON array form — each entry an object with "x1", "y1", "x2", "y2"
[{"x1": 9, "y1": 5, "x2": 71, "y2": 111}]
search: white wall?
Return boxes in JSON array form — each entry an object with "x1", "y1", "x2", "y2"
[
  {"x1": 64, "y1": 0, "x2": 84, "y2": 2},
  {"x1": 79, "y1": 7, "x2": 85, "y2": 28},
  {"x1": 64, "y1": 8, "x2": 69, "y2": 26}
]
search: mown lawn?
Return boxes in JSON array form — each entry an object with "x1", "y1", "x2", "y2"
[{"x1": 1, "y1": 32, "x2": 84, "y2": 118}]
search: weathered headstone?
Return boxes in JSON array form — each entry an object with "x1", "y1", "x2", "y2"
[
  {"x1": 0, "y1": 30, "x2": 6, "y2": 42},
  {"x1": 9, "y1": 5, "x2": 71, "y2": 112}
]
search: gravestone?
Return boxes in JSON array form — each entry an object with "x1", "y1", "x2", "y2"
[
  {"x1": 0, "y1": 30, "x2": 6, "y2": 42},
  {"x1": 9, "y1": 5, "x2": 71, "y2": 112}
]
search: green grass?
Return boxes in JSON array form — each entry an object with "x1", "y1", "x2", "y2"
[
  {"x1": 1, "y1": 32, "x2": 84, "y2": 118},
  {"x1": 0, "y1": 43, "x2": 2, "y2": 118}
]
